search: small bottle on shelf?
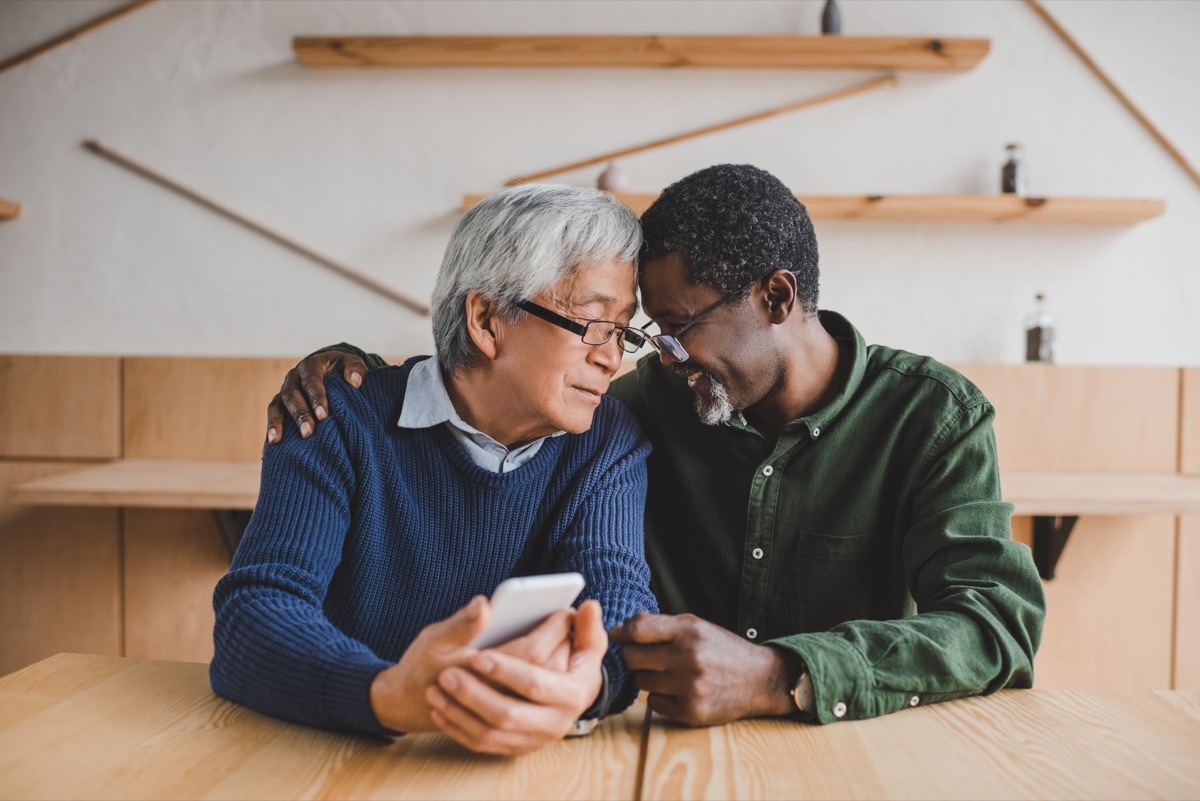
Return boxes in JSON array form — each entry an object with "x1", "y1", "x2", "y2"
[
  {"x1": 1001, "y1": 143, "x2": 1027, "y2": 195},
  {"x1": 821, "y1": 0, "x2": 842, "y2": 35},
  {"x1": 1024, "y1": 292, "x2": 1055, "y2": 363}
]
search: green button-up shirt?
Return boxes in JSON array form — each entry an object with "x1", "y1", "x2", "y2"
[{"x1": 607, "y1": 311, "x2": 1045, "y2": 724}]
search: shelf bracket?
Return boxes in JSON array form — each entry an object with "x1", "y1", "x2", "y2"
[
  {"x1": 1032, "y1": 515, "x2": 1078, "y2": 580},
  {"x1": 212, "y1": 509, "x2": 252, "y2": 560}
]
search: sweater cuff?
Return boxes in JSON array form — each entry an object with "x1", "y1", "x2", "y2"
[{"x1": 320, "y1": 651, "x2": 394, "y2": 737}]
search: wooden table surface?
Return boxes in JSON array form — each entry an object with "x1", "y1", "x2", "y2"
[
  {"x1": 2, "y1": 654, "x2": 1198, "y2": 801},
  {"x1": 12, "y1": 459, "x2": 1200, "y2": 517}
]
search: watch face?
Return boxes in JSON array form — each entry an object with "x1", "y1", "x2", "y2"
[{"x1": 568, "y1": 717, "x2": 601, "y2": 737}]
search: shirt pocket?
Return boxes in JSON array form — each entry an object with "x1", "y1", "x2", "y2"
[{"x1": 790, "y1": 528, "x2": 890, "y2": 632}]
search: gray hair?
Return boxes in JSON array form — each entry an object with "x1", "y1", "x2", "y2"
[{"x1": 432, "y1": 184, "x2": 642, "y2": 374}]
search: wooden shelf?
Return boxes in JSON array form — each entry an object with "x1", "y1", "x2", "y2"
[
  {"x1": 294, "y1": 35, "x2": 989, "y2": 71},
  {"x1": 7, "y1": 458, "x2": 260, "y2": 510},
  {"x1": 12, "y1": 461, "x2": 1200, "y2": 517},
  {"x1": 0, "y1": 198, "x2": 20, "y2": 219},
  {"x1": 1005, "y1": 471, "x2": 1200, "y2": 517},
  {"x1": 463, "y1": 192, "x2": 1165, "y2": 225}
]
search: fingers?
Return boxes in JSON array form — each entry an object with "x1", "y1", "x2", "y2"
[
  {"x1": 569, "y1": 600, "x2": 607, "y2": 664},
  {"x1": 340, "y1": 354, "x2": 368, "y2": 390},
  {"x1": 629, "y1": 668, "x2": 686, "y2": 695},
  {"x1": 428, "y1": 666, "x2": 578, "y2": 752},
  {"x1": 615, "y1": 641, "x2": 676, "y2": 672},
  {"x1": 427, "y1": 683, "x2": 555, "y2": 756},
  {"x1": 266, "y1": 394, "x2": 286, "y2": 446},
  {"x1": 280, "y1": 367, "x2": 316, "y2": 439},
  {"x1": 420, "y1": 596, "x2": 490, "y2": 653},
  {"x1": 608, "y1": 612, "x2": 687, "y2": 646},
  {"x1": 493, "y1": 608, "x2": 573, "y2": 666},
  {"x1": 295, "y1": 358, "x2": 332, "y2": 428},
  {"x1": 466, "y1": 651, "x2": 592, "y2": 709}
]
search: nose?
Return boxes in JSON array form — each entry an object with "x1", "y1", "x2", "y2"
[{"x1": 588, "y1": 334, "x2": 623, "y2": 374}]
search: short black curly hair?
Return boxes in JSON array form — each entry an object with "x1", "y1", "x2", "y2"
[{"x1": 640, "y1": 164, "x2": 819, "y2": 312}]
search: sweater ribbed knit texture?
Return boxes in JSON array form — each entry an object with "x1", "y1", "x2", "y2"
[{"x1": 211, "y1": 357, "x2": 657, "y2": 736}]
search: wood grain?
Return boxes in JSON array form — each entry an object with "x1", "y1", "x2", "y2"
[
  {"x1": 0, "y1": 0, "x2": 156, "y2": 75},
  {"x1": 17, "y1": 460, "x2": 1200, "y2": 518},
  {"x1": 0, "y1": 356, "x2": 121, "y2": 459},
  {"x1": 123, "y1": 509, "x2": 229, "y2": 662},
  {"x1": 1182, "y1": 368, "x2": 1200, "y2": 474},
  {"x1": 464, "y1": 194, "x2": 1164, "y2": 225},
  {"x1": 505, "y1": 75, "x2": 898, "y2": 185},
  {"x1": 8, "y1": 458, "x2": 261, "y2": 509},
  {"x1": 123, "y1": 357, "x2": 300, "y2": 460},
  {"x1": 1003, "y1": 471, "x2": 1200, "y2": 516},
  {"x1": 1025, "y1": 0, "x2": 1200, "y2": 191},
  {"x1": 85, "y1": 140, "x2": 430, "y2": 315},
  {"x1": 0, "y1": 463, "x2": 120, "y2": 676},
  {"x1": 1019, "y1": 515, "x2": 1176, "y2": 690},
  {"x1": 0, "y1": 654, "x2": 648, "y2": 801},
  {"x1": 956, "y1": 364, "x2": 1180, "y2": 472},
  {"x1": 1176, "y1": 517, "x2": 1200, "y2": 691},
  {"x1": 641, "y1": 690, "x2": 1200, "y2": 800},
  {"x1": 294, "y1": 35, "x2": 989, "y2": 71}
]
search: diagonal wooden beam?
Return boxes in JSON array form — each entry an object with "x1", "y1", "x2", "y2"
[
  {"x1": 505, "y1": 74, "x2": 898, "y2": 186},
  {"x1": 1025, "y1": 0, "x2": 1200, "y2": 191},
  {"x1": 0, "y1": 0, "x2": 157, "y2": 75},
  {"x1": 83, "y1": 139, "x2": 430, "y2": 315}
]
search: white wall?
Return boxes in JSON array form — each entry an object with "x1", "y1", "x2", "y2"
[{"x1": 1, "y1": 0, "x2": 1197, "y2": 365}]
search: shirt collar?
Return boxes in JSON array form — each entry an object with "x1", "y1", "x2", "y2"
[
  {"x1": 724, "y1": 310, "x2": 866, "y2": 439},
  {"x1": 397, "y1": 355, "x2": 566, "y2": 444}
]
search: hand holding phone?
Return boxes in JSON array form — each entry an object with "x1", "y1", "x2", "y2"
[{"x1": 470, "y1": 572, "x2": 586, "y2": 650}]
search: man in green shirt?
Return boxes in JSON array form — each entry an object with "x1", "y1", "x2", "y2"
[{"x1": 267, "y1": 164, "x2": 1044, "y2": 729}]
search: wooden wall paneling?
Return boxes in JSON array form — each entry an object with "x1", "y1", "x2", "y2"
[
  {"x1": 123, "y1": 509, "x2": 229, "y2": 663},
  {"x1": 954, "y1": 364, "x2": 1179, "y2": 472},
  {"x1": 1182, "y1": 368, "x2": 1200, "y2": 475},
  {"x1": 1175, "y1": 516, "x2": 1200, "y2": 690},
  {"x1": 0, "y1": 356, "x2": 121, "y2": 459},
  {"x1": 1011, "y1": 515, "x2": 1176, "y2": 689},
  {"x1": 0, "y1": 462, "x2": 121, "y2": 676},
  {"x1": 123, "y1": 357, "x2": 300, "y2": 460}
]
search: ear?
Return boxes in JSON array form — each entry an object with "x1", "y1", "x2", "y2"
[
  {"x1": 761, "y1": 270, "x2": 798, "y2": 324},
  {"x1": 464, "y1": 291, "x2": 501, "y2": 361}
]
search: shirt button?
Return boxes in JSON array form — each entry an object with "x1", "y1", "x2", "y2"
[
  {"x1": 762, "y1": 465, "x2": 774, "y2": 477},
  {"x1": 746, "y1": 628, "x2": 758, "y2": 639},
  {"x1": 812, "y1": 426, "x2": 821, "y2": 438},
  {"x1": 832, "y1": 701, "x2": 847, "y2": 718},
  {"x1": 909, "y1": 695, "x2": 920, "y2": 707},
  {"x1": 752, "y1": 547, "x2": 764, "y2": 559}
]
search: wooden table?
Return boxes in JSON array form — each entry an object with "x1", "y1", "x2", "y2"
[
  {"x1": 11, "y1": 459, "x2": 1200, "y2": 517},
  {"x1": 2, "y1": 654, "x2": 1197, "y2": 800}
]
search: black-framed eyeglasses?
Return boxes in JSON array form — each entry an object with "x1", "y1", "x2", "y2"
[
  {"x1": 517, "y1": 300, "x2": 648, "y2": 354},
  {"x1": 640, "y1": 288, "x2": 748, "y2": 363}
]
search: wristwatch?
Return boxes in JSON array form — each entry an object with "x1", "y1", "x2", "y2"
[
  {"x1": 789, "y1": 664, "x2": 815, "y2": 716},
  {"x1": 566, "y1": 663, "x2": 610, "y2": 738}
]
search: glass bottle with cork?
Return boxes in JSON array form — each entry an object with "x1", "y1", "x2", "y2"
[
  {"x1": 1001, "y1": 143, "x2": 1027, "y2": 196},
  {"x1": 1024, "y1": 292, "x2": 1055, "y2": 363}
]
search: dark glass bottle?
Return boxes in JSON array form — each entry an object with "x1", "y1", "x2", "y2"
[
  {"x1": 1024, "y1": 292, "x2": 1055, "y2": 363},
  {"x1": 1001, "y1": 142, "x2": 1027, "y2": 195},
  {"x1": 822, "y1": 0, "x2": 842, "y2": 35}
]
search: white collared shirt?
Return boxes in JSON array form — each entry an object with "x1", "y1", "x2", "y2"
[{"x1": 396, "y1": 356, "x2": 564, "y2": 473}]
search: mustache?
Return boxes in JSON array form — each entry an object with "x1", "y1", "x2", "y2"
[{"x1": 673, "y1": 363, "x2": 707, "y2": 380}]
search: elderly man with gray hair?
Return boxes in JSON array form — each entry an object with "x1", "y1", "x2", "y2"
[{"x1": 210, "y1": 185, "x2": 658, "y2": 755}]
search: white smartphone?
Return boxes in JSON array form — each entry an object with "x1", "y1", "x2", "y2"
[{"x1": 470, "y1": 572, "x2": 586, "y2": 649}]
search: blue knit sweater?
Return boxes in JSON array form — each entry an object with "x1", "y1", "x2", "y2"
[{"x1": 211, "y1": 358, "x2": 657, "y2": 736}]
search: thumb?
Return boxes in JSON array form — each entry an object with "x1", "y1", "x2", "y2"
[
  {"x1": 428, "y1": 596, "x2": 490, "y2": 651},
  {"x1": 568, "y1": 600, "x2": 608, "y2": 670}
]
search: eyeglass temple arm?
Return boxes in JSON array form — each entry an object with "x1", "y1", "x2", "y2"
[{"x1": 517, "y1": 301, "x2": 588, "y2": 336}]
